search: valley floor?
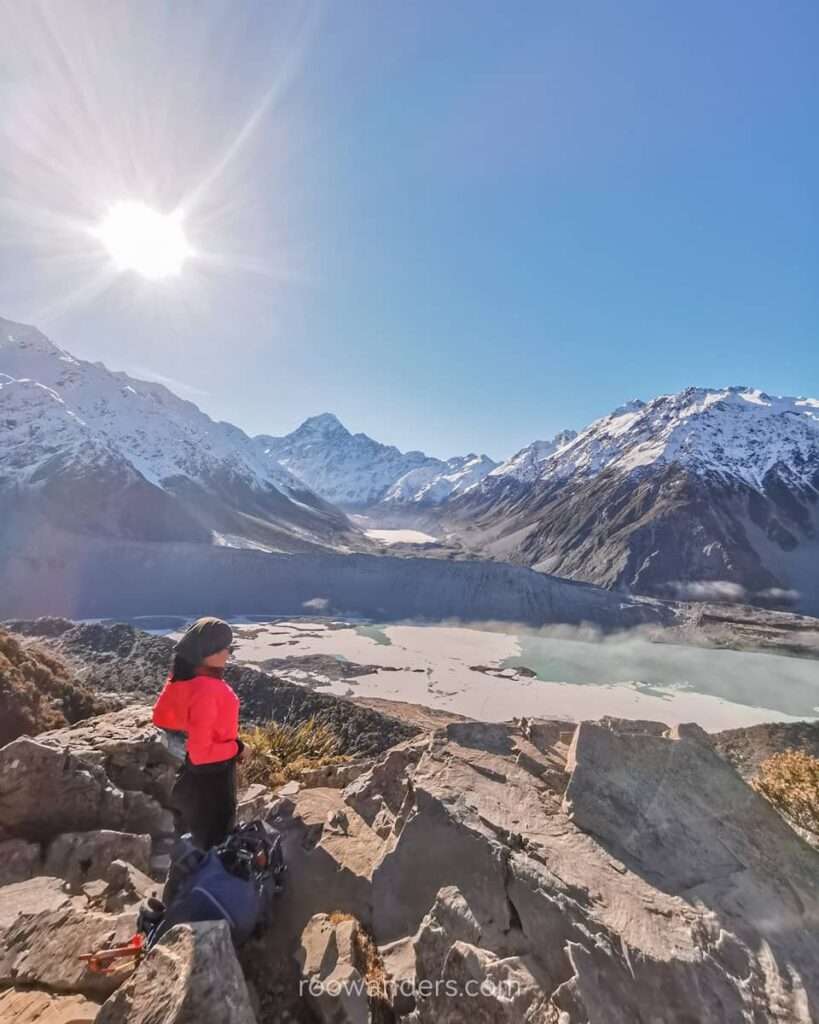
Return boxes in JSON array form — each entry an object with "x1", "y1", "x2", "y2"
[{"x1": 219, "y1": 618, "x2": 819, "y2": 731}]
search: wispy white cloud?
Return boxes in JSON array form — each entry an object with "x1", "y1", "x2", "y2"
[{"x1": 129, "y1": 366, "x2": 211, "y2": 400}]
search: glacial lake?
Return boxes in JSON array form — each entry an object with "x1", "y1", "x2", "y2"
[{"x1": 223, "y1": 620, "x2": 819, "y2": 731}]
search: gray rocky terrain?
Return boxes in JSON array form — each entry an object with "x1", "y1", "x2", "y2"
[
  {"x1": 1, "y1": 703, "x2": 818, "y2": 1023},
  {"x1": 1, "y1": 620, "x2": 817, "y2": 1021}
]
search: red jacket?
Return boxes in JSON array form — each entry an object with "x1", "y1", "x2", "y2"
[{"x1": 152, "y1": 675, "x2": 240, "y2": 766}]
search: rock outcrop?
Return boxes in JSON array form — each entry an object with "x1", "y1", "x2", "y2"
[
  {"x1": 250, "y1": 717, "x2": 819, "y2": 1022},
  {"x1": 97, "y1": 923, "x2": 257, "y2": 1024},
  {"x1": 44, "y1": 831, "x2": 152, "y2": 890},
  {"x1": 2, "y1": 702, "x2": 818, "y2": 1022},
  {"x1": 297, "y1": 914, "x2": 370, "y2": 1024},
  {"x1": 0, "y1": 707, "x2": 181, "y2": 884},
  {"x1": 0, "y1": 709, "x2": 263, "y2": 1023}
]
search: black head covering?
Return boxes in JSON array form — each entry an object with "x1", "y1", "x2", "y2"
[{"x1": 174, "y1": 617, "x2": 233, "y2": 668}]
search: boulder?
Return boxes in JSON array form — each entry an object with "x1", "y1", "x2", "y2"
[
  {"x1": 37, "y1": 706, "x2": 181, "y2": 807},
  {"x1": 557, "y1": 720, "x2": 819, "y2": 1021},
  {"x1": 235, "y1": 783, "x2": 272, "y2": 822},
  {"x1": 296, "y1": 760, "x2": 371, "y2": 790},
  {"x1": 0, "y1": 838, "x2": 41, "y2": 884},
  {"x1": 1, "y1": 709, "x2": 178, "y2": 881},
  {"x1": 0, "y1": 903, "x2": 137, "y2": 1000},
  {"x1": 99, "y1": 859, "x2": 157, "y2": 910},
  {"x1": 296, "y1": 914, "x2": 369, "y2": 1024},
  {"x1": 273, "y1": 787, "x2": 384, "y2": 941},
  {"x1": 667, "y1": 720, "x2": 712, "y2": 745},
  {"x1": 96, "y1": 922, "x2": 257, "y2": 1024},
  {"x1": 304, "y1": 718, "x2": 819, "y2": 1023},
  {"x1": 123, "y1": 791, "x2": 174, "y2": 837},
  {"x1": 0, "y1": 738, "x2": 124, "y2": 841},
  {"x1": 562, "y1": 720, "x2": 806, "y2": 890},
  {"x1": 44, "y1": 831, "x2": 152, "y2": 890}
]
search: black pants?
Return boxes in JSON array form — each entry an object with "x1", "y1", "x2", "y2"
[{"x1": 170, "y1": 758, "x2": 237, "y2": 851}]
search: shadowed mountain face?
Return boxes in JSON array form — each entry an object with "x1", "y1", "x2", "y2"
[
  {"x1": 0, "y1": 532, "x2": 670, "y2": 629},
  {"x1": 441, "y1": 389, "x2": 819, "y2": 615},
  {"x1": 0, "y1": 317, "x2": 365, "y2": 555}
]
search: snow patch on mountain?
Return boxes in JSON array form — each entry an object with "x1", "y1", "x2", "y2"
[
  {"x1": 383, "y1": 453, "x2": 498, "y2": 504},
  {"x1": 257, "y1": 415, "x2": 498, "y2": 507},
  {"x1": 486, "y1": 430, "x2": 579, "y2": 485},
  {"x1": 0, "y1": 376, "x2": 134, "y2": 485}
]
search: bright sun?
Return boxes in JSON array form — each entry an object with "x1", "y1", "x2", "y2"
[{"x1": 96, "y1": 200, "x2": 191, "y2": 280}]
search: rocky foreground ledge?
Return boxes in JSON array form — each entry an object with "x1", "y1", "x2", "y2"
[{"x1": 1, "y1": 707, "x2": 818, "y2": 1023}]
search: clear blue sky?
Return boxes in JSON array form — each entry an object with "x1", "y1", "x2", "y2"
[{"x1": 1, "y1": 0, "x2": 818, "y2": 459}]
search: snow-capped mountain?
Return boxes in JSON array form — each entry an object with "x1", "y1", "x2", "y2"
[
  {"x1": 488, "y1": 389, "x2": 819, "y2": 491},
  {"x1": 0, "y1": 317, "x2": 363, "y2": 552},
  {"x1": 444, "y1": 387, "x2": 819, "y2": 614},
  {"x1": 382, "y1": 453, "x2": 498, "y2": 505},
  {"x1": 485, "y1": 430, "x2": 579, "y2": 486},
  {"x1": 256, "y1": 413, "x2": 498, "y2": 509}
]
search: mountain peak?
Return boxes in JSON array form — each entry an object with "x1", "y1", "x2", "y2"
[
  {"x1": 0, "y1": 316, "x2": 62, "y2": 357},
  {"x1": 299, "y1": 413, "x2": 350, "y2": 437}
]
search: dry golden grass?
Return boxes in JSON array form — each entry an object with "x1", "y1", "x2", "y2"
[
  {"x1": 0, "y1": 627, "x2": 107, "y2": 745},
  {"x1": 237, "y1": 717, "x2": 346, "y2": 789},
  {"x1": 753, "y1": 750, "x2": 819, "y2": 838}
]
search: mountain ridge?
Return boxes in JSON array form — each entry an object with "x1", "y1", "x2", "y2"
[
  {"x1": 0, "y1": 316, "x2": 364, "y2": 554},
  {"x1": 443, "y1": 385, "x2": 819, "y2": 614}
]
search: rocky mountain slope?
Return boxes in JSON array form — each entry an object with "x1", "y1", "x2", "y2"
[
  {"x1": 1, "y1": 698, "x2": 817, "y2": 1023},
  {"x1": 443, "y1": 387, "x2": 819, "y2": 615},
  {"x1": 257, "y1": 412, "x2": 498, "y2": 509},
  {"x1": 0, "y1": 626, "x2": 108, "y2": 745},
  {"x1": 0, "y1": 317, "x2": 364, "y2": 554}
]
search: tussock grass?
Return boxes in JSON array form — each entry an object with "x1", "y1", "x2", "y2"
[
  {"x1": 753, "y1": 750, "x2": 819, "y2": 839},
  {"x1": 238, "y1": 717, "x2": 345, "y2": 789}
]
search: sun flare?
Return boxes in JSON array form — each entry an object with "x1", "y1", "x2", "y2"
[{"x1": 95, "y1": 201, "x2": 191, "y2": 280}]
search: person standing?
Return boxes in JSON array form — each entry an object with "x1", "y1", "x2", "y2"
[{"x1": 152, "y1": 617, "x2": 243, "y2": 850}]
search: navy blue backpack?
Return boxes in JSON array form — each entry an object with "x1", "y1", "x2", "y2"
[{"x1": 139, "y1": 820, "x2": 286, "y2": 948}]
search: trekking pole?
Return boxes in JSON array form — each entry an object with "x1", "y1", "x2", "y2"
[{"x1": 78, "y1": 933, "x2": 145, "y2": 974}]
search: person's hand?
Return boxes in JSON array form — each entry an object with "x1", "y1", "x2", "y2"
[{"x1": 235, "y1": 737, "x2": 245, "y2": 763}]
